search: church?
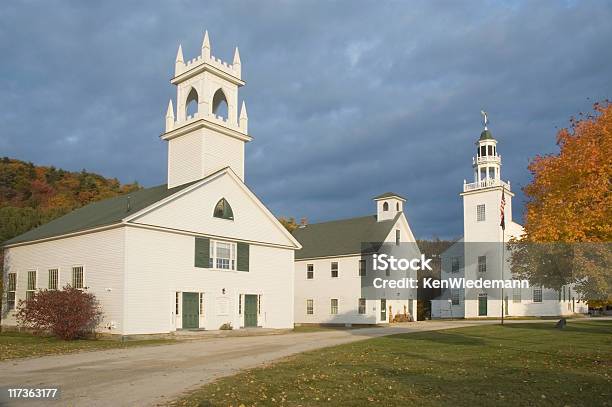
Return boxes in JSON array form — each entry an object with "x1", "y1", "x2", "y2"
[
  {"x1": 1, "y1": 32, "x2": 301, "y2": 335},
  {"x1": 430, "y1": 117, "x2": 588, "y2": 318}
]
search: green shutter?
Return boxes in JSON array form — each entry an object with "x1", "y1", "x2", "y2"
[
  {"x1": 195, "y1": 237, "x2": 210, "y2": 268},
  {"x1": 237, "y1": 242, "x2": 250, "y2": 272}
]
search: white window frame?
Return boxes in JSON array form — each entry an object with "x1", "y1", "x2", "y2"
[
  {"x1": 451, "y1": 289, "x2": 460, "y2": 305},
  {"x1": 330, "y1": 298, "x2": 338, "y2": 315},
  {"x1": 358, "y1": 298, "x2": 366, "y2": 314},
  {"x1": 306, "y1": 299, "x2": 314, "y2": 315},
  {"x1": 533, "y1": 287, "x2": 543, "y2": 303},
  {"x1": 306, "y1": 264, "x2": 314, "y2": 279},
  {"x1": 26, "y1": 270, "x2": 37, "y2": 300},
  {"x1": 210, "y1": 240, "x2": 237, "y2": 271},
  {"x1": 72, "y1": 266, "x2": 84, "y2": 289},
  {"x1": 7, "y1": 272, "x2": 17, "y2": 310},
  {"x1": 478, "y1": 256, "x2": 487, "y2": 273},
  {"x1": 451, "y1": 257, "x2": 460, "y2": 273},
  {"x1": 359, "y1": 259, "x2": 366, "y2": 277},
  {"x1": 331, "y1": 262, "x2": 339, "y2": 278},
  {"x1": 199, "y1": 293, "x2": 205, "y2": 315},
  {"x1": 513, "y1": 286, "x2": 521, "y2": 303},
  {"x1": 48, "y1": 268, "x2": 59, "y2": 290},
  {"x1": 477, "y1": 204, "x2": 486, "y2": 222}
]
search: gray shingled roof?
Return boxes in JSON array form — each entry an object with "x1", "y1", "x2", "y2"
[
  {"x1": 4, "y1": 180, "x2": 199, "y2": 246},
  {"x1": 373, "y1": 192, "x2": 406, "y2": 200},
  {"x1": 292, "y1": 213, "x2": 401, "y2": 260}
]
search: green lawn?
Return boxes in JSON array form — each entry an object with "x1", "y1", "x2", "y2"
[
  {"x1": 169, "y1": 320, "x2": 612, "y2": 407},
  {"x1": 0, "y1": 331, "x2": 174, "y2": 361}
]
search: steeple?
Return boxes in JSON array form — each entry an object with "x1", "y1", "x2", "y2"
[
  {"x1": 162, "y1": 30, "x2": 251, "y2": 189},
  {"x1": 463, "y1": 111, "x2": 510, "y2": 192}
]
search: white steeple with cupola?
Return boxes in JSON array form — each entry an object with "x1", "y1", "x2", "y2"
[
  {"x1": 461, "y1": 111, "x2": 514, "y2": 242},
  {"x1": 162, "y1": 30, "x2": 251, "y2": 188}
]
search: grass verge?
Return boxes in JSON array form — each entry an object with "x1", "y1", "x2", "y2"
[
  {"x1": 169, "y1": 320, "x2": 612, "y2": 406},
  {"x1": 0, "y1": 331, "x2": 174, "y2": 361}
]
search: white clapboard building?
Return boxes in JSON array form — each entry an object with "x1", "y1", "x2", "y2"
[
  {"x1": 431, "y1": 118, "x2": 588, "y2": 318},
  {"x1": 292, "y1": 193, "x2": 420, "y2": 326},
  {"x1": 1, "y1": 32, "x2": 301, "y2": 335}
]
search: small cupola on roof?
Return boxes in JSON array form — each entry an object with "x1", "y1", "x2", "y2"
[{"x1": 374, "y1": 192, "x2": 406, "y2": 222}]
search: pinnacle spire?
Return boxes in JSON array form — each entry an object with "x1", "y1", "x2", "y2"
[
  {"x1": 202, "y1": 30, "x2": 211, "y2": 58},
  {"x1": 166, "y1": 100, "x2": 175, "y2": 119},
  {"x1": 233, "y1": 47, "x2": 241, "y2": 66},
  {"x1": 175, "y1": 44, "x2": 184, "y2": 63},
  {"x1": 240, "y1": 101, "x2": 248, "y2": 119}
]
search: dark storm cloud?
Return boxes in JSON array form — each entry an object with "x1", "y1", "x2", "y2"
[{"x1": 1, "y1": 1, "x2": 611, "y2": 238}]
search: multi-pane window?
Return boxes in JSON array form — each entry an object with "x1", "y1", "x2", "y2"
[
  {"x1": 513, "y1": 286, "x2": 521, "y2": 303},
  {"x1": 239, "y1": 294, "x2": 243, "y2": 314},
  {"x1": 395, "y1": 229, "x2": 401, "y2": 246},
  {"x1": 306, "y1": 299, "x2": 314, "y2": 315},
  {"x1": 72, "y1": 266, "x2": 84, "y2": 289},
  {"x1": 330, "y1": 299, "x2": 338, "y2": 315},
  {"x1": 7, "y1": 273, "x2": 17, "y2": 310},
  {"x1": 451, "y1": 289, "x2": 460, "y2": 305},
  {"x1": 477, "y1": 204, "x2": 486, "y2": 221},
  {"x1": 331, "y1": 262, "x2": 338, "y2": 278},
  {"x1": 199, "y1": 293, "x2": 205, "y2": 315},
  {"x1": 26, "y1": 270, "x2": 37, "y2": 300},
  {"x1": 478, "y1": 256, "x2": 487, "y2": 273},
  {"x1": 215, "y1": 241, "x2": 234, "y2": 270},
  {"x1": 359, "y1": 260, "x2": 366, "y2": 277},
  {"x1": 307, "y1": 264, "x2": 314, "y2": 279},
  {"x1": 533, "y1": 287, "x2": 543, "y2": 303},
  {"x1": 451, "y1": 257, "x2": 460, "y2": 273},
  {"x1": 48, "y1": 269, "x2": 59, "y2": 290},
  {"x1": 358, "y1": 298, "x2": 366, "y2": 314},
  {"x1": 175, "y1": 292, "x2": 180, "y2": 314}
]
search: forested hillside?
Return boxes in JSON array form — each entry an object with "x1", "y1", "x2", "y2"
[{"x1": 0, "y1": 157, "x2": 140, "y2": 243}]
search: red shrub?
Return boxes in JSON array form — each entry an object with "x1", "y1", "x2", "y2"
[{"x1": 16, "y1": 285, "x2": 103, "y2": 340}]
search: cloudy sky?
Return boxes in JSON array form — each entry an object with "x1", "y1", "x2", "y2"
[{"x1": 1, "y1": 1, "x2": 610, "y2": 238}]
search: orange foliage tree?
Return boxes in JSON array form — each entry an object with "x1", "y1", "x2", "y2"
[{"x1": 512, "y1": 102, "x2": 612, "y2": 303}]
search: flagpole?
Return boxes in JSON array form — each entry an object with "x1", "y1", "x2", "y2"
[{"x1": 500, "y1": 187, "x2": 505, "y2": 326}]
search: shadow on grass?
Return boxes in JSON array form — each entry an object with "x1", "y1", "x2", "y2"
[
  {"x1": 385, "y1": 331, "x2": 486, "y2": 346},
  {"x1": 502, "y1": 320, "x2": 612, "y2": 335}
]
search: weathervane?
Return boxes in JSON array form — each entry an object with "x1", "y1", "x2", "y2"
[{"x1": 480, "y1": 110, "x2": 489, "y2": 130}]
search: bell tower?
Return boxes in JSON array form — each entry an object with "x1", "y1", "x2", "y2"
[
  {"x1": 461, "y1": 111, "x2": 513, "y2": 242},
  {"x1": 162, "y1": 31, "x2": 251, "y2": 189}
]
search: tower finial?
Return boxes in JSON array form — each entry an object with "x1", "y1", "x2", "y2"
[
  {"x1": 165, "y1": 99, "x2": 175, "y2": 132},
  {"x1": 176, "y1": 44, "x2": 184, "y2": 63},
  {"x1": 202, "y1": 30, "x2": 211, "y2": 58},
  {"x1": 480, "y1": 110, "x2": 488, "y2": 130},
  {"x1": 233, "y1": 47, "x2": 241, "y2": 66},
  {"x1": 239, "y1": 101, "x2": 248, "y2": 133}
]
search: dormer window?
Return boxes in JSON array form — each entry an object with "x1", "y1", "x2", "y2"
[
  {"x1": 213, "y1": 198, "x2": 234, "y2": 220},
  {"x1": 383, "y1": 202, "x2": 389, "y2": 211}
]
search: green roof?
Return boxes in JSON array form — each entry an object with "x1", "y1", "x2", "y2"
[
  {"x1": 373, "y1": 192, "x2": 406, "y2": 200},
  {"x1": 292, "y1": 213, "x2": 401, "y2": 260},
  {"x1": 479, "y1": 129, "x2": 494, "y2": 140},
  {"x1": 4, "y1": 180, "x2": 198, "y2": 246}
]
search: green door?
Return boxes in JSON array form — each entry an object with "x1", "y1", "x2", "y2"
[
  {"x1": 244, "y1": 294, "x2": 258, "y2": 327},
  {"x1": 380, "y1": 299, "x2": 386, "y2": 321},
  {"x1": 478, "y1": 294, "x2": 487, "y2": 316},
  {"x1": 182, "y1": 292, "x2": 199, "y2": 329}
]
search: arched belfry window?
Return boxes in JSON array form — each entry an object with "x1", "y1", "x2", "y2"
[
  {"x1": 212, "y1": 88, "x2": 228, "y2": 120},
  {"x1": 213, "y1": 198, "x2": 234, "y2": 220},
  {"x1": 186, "y1": 88, "x2": 199, "y2": 118},
  {"x1": 383, "y1": 202, "x2": 389, "y2": 211}
]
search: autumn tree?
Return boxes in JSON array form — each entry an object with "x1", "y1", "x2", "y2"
[
  {"x1": 278, "y1": 216, "x2": 300, "y2": 233},
  {"x1": 511, "y1": 101, "x2": 612, "y2": 302}
]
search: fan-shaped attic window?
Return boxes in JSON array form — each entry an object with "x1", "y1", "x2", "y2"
[{"x1": 214, "y1": 198, "x2": 234, "y2": 220}]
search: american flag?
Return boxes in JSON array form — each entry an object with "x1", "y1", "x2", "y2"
[{"x1": 500, "y1": 188, "x2": 506, "y2": 230}]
